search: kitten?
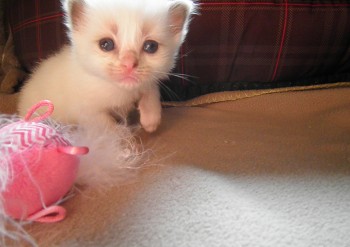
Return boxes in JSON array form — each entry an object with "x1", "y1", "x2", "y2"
[{"x1": 18, "y1": 0, "x2": 196, "y2": 132}]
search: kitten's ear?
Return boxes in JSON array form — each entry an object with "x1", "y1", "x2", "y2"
[
  {"x1": 168, "y1": 0, "x2": 197, "y2": 43},
  {"x1": 62, "y1": 0, "x2": 86, "y2": 31}
]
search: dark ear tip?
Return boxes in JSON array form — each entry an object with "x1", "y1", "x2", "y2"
[
  {"x1": 168, "y1": 0, "x2": 196, "y2": 37},
  {"x1": 169, "y1": 0, "x2": 197, "y2": 16},
  {"x1": 63, "y1": 0, "x2": 86, "y2": 30}
]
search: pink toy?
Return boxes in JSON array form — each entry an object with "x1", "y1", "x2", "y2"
[{"x1": 0, "y1": 100, "x2": 88, "y2": 223}]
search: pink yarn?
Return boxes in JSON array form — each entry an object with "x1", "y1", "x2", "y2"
[{"x1": 0, "y1": 100, "x2": 88, "y2": 223}]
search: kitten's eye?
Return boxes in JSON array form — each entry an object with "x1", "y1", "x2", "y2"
[
  {"x1": 143, "y1": 40, "x2": 159, "y2": 54},
  {"x1": 99, "y1": 38, "x2": 115, "y2": 52}
]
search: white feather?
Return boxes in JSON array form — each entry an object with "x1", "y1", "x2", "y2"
[{"x1": 69, "y1": 122, "x2": 146, "y2": 189}]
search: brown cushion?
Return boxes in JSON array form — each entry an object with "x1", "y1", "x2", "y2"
[
  {"x1": 7, "y1": 0, "x2": 350, "y2": 99},
  {"x1": 17, "y1": 86, "x2": 350, "y2": 246}
]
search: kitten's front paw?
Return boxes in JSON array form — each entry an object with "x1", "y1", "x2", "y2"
[{"x1": 140, "y1": 112, "x2": 161, "y2": 133}]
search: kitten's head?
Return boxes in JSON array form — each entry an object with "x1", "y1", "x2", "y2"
[{"x1": 63, "y1": 0, "x2": 196, "y2": 90}]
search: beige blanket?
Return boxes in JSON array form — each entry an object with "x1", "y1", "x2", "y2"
[{"x1": 1, "y1": 84, "x2": 350, "y2": 246}]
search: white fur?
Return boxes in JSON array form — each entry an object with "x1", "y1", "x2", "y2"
[
  {"x1": 18, "y1": 0, "x2": 196, "y2": 133},
  {"x1": 70, "y1": 123, "x2": 146, "y2": 188}
]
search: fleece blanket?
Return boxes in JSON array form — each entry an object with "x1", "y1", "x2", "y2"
[{"x1": 1, "y1": 84, "x2": 350, "y2": 246}]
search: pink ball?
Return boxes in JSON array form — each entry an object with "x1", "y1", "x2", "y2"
[
  {"x1": 2, "y1": 144, "x2": 79, "y2": 221},
  {"x1": 0, "y1": 101, "x2": 88, "y2": 223}
]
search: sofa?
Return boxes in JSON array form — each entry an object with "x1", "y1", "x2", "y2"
[{"x1": 1, "y1": 0, "x2": 350, "y2": 246}]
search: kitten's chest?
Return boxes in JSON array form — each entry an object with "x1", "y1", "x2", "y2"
[
  {"x1": 111, "y1": 89, "x2": 140, "y2": 107},
  {"x1": 88, "y1": 84, "x2": 140, "y2": 109}
]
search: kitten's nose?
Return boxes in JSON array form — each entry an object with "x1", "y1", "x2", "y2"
[{"x1": 121, "y1": 52, "x2": 138, "y2": 73}]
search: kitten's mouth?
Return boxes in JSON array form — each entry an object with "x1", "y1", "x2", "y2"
[{"x1": 118, "y1": 75, "x2": 141, "y2": 87}]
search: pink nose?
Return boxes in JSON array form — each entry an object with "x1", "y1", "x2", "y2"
[{"x1": 121, "y1": 52, "x2": 138, "y2": 73}]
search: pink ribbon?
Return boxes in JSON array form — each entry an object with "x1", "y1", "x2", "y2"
[
  {"x1": 27, "y1": 205, "x2": 67, "y2": 223},
  {"x1": 58, "y1": 146, "x2": 89, "y2": 155},
  {"x1": 24, "y1": 100, "x2": 55, "y2": 122}
]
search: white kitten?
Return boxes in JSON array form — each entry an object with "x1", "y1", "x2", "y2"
[{"x1": 18, "y1": 0, "x2": 195, "y2": 132}]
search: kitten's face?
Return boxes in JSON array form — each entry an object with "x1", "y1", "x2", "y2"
[{"x1": 65, "y1": 0, "x2": 194, "y2": 90}]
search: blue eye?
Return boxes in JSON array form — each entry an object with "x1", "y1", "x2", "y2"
[
  {"x1": 99, "y1": 38, "x2": 115, "y2": 52},
  {"x1": 143, "y1": 40, "x2": 159, "y2": 54}
]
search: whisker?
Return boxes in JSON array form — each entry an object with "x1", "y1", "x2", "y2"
[
  {"x1": 159, "y1": 81, "x2": 181, "y2": 101},
  {"x1": 178, "y1": 49, "x2": 195, "y2": 60},
  {"x1": 150, "y1": 75, "x2": 181, "y2": 101},
  {"x1": 170, "y1": 72, "x2": 197, "y2": 80},
  {"x1": 153, "y1": 71, "x2": 198, "y2": 84}
]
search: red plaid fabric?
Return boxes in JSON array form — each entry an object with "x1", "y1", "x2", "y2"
[
  {"x1": 6, "y1": 0, "x2": 67, "y2": 71},
  {"x1": 6, "y1": 0, "x2": 350, "y2": 100}
]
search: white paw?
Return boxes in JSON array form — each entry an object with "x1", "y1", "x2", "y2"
[{"x1": 140, "y1": 112, "x2": 161, "y2": 133}]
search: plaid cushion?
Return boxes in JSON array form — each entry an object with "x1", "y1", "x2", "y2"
[
  {"x1": 7, "y1": 0, "x2": 350, "y2": 100},
  {"x1": 6, "y1": 0, "x2": 67, "y2": 71}
]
